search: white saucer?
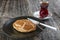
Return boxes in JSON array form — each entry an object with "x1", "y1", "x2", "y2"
[{"x1": 33, "y1": 11, "x2": 52, "y2": 20}]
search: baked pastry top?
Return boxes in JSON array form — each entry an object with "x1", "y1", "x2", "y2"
[{"x1": 13, "y1": 19, "x2": 36, "y2": 32}]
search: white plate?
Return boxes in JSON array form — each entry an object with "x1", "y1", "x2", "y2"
[{"x1": 33, "y1": 11, "x2": 52, "y2": 20}]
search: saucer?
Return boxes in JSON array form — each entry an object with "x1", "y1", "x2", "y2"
[{"x1": 33, "y1": 11, "x2": 52, "y2": 20}]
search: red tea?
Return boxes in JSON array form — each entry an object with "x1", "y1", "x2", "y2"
[{"x1": 40, "y1": 2, "x2": 49, "y2": 18}]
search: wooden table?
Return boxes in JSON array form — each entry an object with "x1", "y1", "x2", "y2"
[{"x1": 0, "y1": 0, "x2": 60, "y2": 40}]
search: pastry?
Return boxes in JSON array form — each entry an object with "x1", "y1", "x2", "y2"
[{"x1": 13, "y1": 19, "x2": 36, "y2": 32}]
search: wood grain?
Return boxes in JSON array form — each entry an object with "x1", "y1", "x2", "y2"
[{"x1": 0, "y1": 0, "x2": 60, "y2": 40}]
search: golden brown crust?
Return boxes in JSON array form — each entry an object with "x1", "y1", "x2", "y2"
[{"x1": 13, "y1": 19, "x2": 36, "y2": 32}]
